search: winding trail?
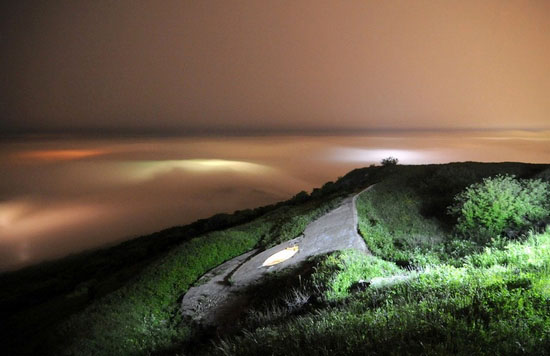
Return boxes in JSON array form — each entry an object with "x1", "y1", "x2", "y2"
[{"x1": 181, "y1": 186, "x2": 372, "y2": 326}]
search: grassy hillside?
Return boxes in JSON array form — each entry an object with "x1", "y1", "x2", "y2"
[
  {"x1": 199, "y1": 162, "x2": 550, "y2": 355},
  {"x1": 211, "y1": 230, "x2": 550, "y2": 355},
  {"x1": 2, "y1": 162, "x2": 549, "y2": 355},
  {"x1": 0, "y1": 164, "x2": 378, "y2": 355}
]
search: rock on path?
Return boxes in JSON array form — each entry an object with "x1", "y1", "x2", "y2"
[{"x1": 181, "y1": 187, "x2": 371, "y2": 326}]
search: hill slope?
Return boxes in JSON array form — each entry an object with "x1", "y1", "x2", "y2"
[{"x1": 2, "y1": 162, "x2": 549, "y2": 355}]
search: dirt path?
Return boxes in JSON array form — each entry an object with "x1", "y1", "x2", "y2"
[{"x1": 181, "y1": 187, "x2": 372, "y2": 326}]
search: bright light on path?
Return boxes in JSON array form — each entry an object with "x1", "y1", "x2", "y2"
[{"x1": 262, "y1": 246, "x2": 299, "y2": 267}]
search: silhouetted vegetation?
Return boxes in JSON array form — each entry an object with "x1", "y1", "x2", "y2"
[{"x1": 381, "y1": 156, "x2": 399, "y2": 166}]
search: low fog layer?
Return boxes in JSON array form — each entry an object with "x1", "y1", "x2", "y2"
[{"x1": 0, "y1": 131, "x2": 549, "y2": 270}]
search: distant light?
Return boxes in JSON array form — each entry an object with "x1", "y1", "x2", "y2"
[
  {"x1": 0, "y1": 200, "x2": 31, "y2": 228},
  {"x1": 0, "y1": 200, "x2": 104, "y2": 237},
  {"x1": 0, "y1": 199, "x2": 106, "y2": 263},
  {"x1": 126, "y1": 159, "x2": 272, "y2": 180},
  {"x1": 17, "y1": 149, "x2": 106, "y2": 161},
  {"x1": 262, "y1": 246, "x2": 299, "y2": 267},
  {"x1": 328, "y1": 148, "x2": 432, "y2": 164}
]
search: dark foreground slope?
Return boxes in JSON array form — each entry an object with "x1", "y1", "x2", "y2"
[{"x1": 2, "y1": 162, "x2": 549, "y2": 355}]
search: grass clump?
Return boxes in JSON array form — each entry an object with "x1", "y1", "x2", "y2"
[
  {"x1": 356, "y1": 177, "x2": 448, "y2": 267},
  {"x1": 312, "y1": 250, "x2": 402, "y2": 300},
  {"x1": 356, "y1": 164, "x2": 550, "y2": 267}
]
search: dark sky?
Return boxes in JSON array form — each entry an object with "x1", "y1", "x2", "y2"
[{"x1": 1, "y1": 0, "x2": 549, "y2": 133}]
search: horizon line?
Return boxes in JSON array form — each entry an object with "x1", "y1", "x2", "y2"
[{"x1": 1, "y1": 126, "x2": 550, "y2": 140}]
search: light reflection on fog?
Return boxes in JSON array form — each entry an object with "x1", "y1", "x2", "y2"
[
  {"x1": 16, "y1": 149, "x2": 107, "y2": 161},
  {"x1": 123, "y1": 159, "x2": 273, "y2": 181},
  {"x1": 329, "y1": 148, "x2": 436, "y2": 164},
  {"x1": 0, "y1": 131, "x2": 548, "y2": 271}
]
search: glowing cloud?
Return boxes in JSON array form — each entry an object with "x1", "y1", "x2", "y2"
[
  {"x1": 0, "y1": 200, "x2": 105, "y2": 242},
  {"x1": 0, "y1": 199, "x2": 109, "y2": 264},
  {"x1": 17, "y1": 149, "x2": 107, "y2": 161},
  {"x1": 0, "y1": 200, "x2": 32, "y2": 228},
  {"x1": 124, "y1": 159, "x2": 273, "y2": 180},
  {"x1": 328, "y1": 148, "x2": 439, "y2": 165}
]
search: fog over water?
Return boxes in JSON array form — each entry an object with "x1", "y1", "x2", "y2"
[{"x1": 0, "y1": 131, "x2": 549, "y2": 271}]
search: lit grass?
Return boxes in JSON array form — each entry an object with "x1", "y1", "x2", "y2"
[
  {"x1": 36, "y1": 196, "x2": 343, "y2": 356},
  {"x1": 312, "y1": 250, "x2": 402, "y2": 300},
  {"x1": 356, "y1": 178, "x2": 449, "y2": 267},
  {"x1": 211, "y1": 230, "x2": 550, "y2": 356},
  {"x1": 207, "y1": 163, "x2": 550, "y2": 355}
]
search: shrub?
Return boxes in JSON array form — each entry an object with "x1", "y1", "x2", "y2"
[
  {"x1": 381, "y1": 156, "x2": 399, "y2": 166},
  {"x1": 448, "y1": 175, "x2": 550, "y2": 243}
]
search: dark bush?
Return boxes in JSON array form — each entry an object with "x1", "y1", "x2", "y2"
[{"x1": 381, "y1": 157, "x2": 399, "y2": 166}]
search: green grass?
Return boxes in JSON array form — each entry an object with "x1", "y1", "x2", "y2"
[
  {"x1": 48, "y1": 225, "x2": 262, "y2": 355},
  {"x1": 311, "y1": 250, "x2": 402, "y2": 300},
  {"x1": 356, "y1": 180, "x2": 449, "y2": 267},
  {"x1": 2, "y1": 162, "x2": 376, "y2": 355},
  {"x1": 11, "y1": 192, "x2": 346, "y2": 355},
  {"x1": 209, "y1": 230, "x2": 550, "y2": 356},
  {"x1": 3, "y1": 162, "x2": 550, "y2": 355},
  {"x1": 202, "y1": 163, "x2": 550, "y2": 355},
  {"x1": 356, "y1": 163, "x2": 550, "y2": 267}
]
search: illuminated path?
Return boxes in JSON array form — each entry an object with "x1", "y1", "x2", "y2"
[{"x1": 181, "y1": 186, "x2": 372, "y2": 327}]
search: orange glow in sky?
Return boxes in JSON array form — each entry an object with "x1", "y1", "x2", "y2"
[
  {"x1": 2, "y1": 0, "x2": 549, "y2": 132},
  {"x1": 17, "y1": 149, "x2": 107, "y2": 161}
]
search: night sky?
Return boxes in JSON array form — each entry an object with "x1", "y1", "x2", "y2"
[{"x1": 2, "y1": 0, "x2": 549, "y2": 133}]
